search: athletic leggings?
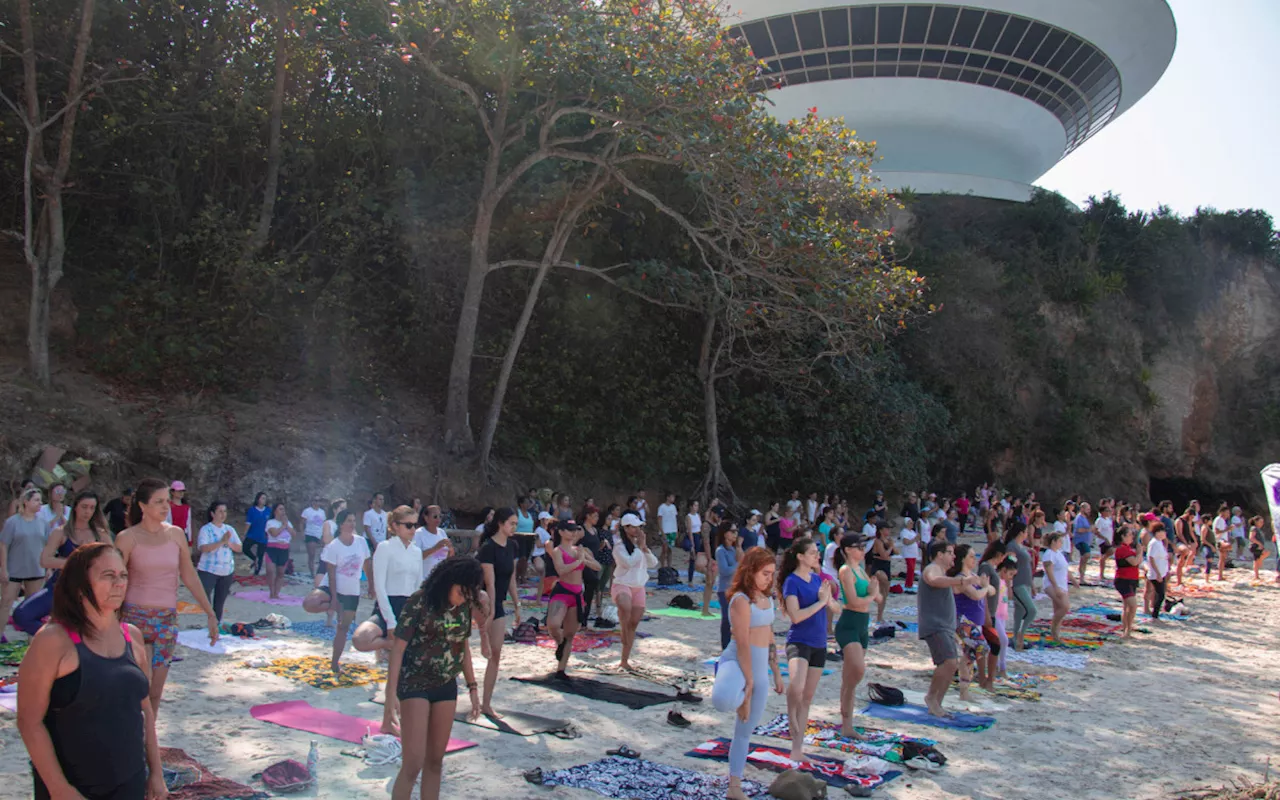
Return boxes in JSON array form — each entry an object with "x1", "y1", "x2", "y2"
[
  {"x1": 199, "y1": 570, "x2": 235, "y2": 623},
  {"x1": 582, "y1": 572, "x2": 600, "y2": 618},
  {"x1": 711, "y1": 641, "x2": 770, "y2": 779},
  {"x1": 1012, "y1": 584, "x2": 1037, "y2": 641},
  {"x1": 994, "y1": 617, "x2": 1008, "y2": 673},
  {"x1": 1149, "y1": 577, "x2": 1168, "y2": 619},
  {"x1": 717, "y1": 591, "x2": 731, "y2": 650},
  {"x1": 243, "y1": 540, "x2": 266, "y2": 573}
]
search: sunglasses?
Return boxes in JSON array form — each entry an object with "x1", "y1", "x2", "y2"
[{"x1": 396, "y1": 521, "x2": 417, "y2": 529}]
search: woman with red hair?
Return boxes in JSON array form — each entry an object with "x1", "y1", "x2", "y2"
[{"x1": 711, "y1": 547, "x2": 783, "y2": 800}]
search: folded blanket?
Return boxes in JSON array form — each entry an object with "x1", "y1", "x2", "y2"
[
  {"x1": 752, "y1": 713, "x2": 935, "y2": 763},
  {"x1": 687, "y1": 738, "x2": 900, "y2": 789},
  {"x1": 175, "y1": 630, "x2": 289, "y2": 655},
  {"x1": 1005, "y1": 649, "x2": 1089, "y2": 670},
  {"x1": 533, "y1": 756, "x2": 767, "y2": 800}
]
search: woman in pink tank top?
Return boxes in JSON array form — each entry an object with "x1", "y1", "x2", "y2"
[{"x1": 116, "y1": 478, "x2": 219, "y2": 717}]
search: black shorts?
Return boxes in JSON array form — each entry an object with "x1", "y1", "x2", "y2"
[
  {"x1": 1115, "y1": 578, "x2": 1139, "y2": 599},
  {"x1": 266, "y1": 547, "x2": 290, "y2": 566},
  {"x1": 1249, "y1": 544, "x2": 1264, "y2": 559},
  {"x1": 398, "y1": 678, "x2": 458, "y2": 704},
  {"x1": 785, "y1": 642, "x2": 827, "y2": 669},
  {"x1": 9, "y1": 576, "x2": 42, "y2": 584},
  {"x1": 514, "y1": 533, "x2": 536, "y2": 559},
  {"x1": 335, "y1": 592, "x2": 360, "y2": 612},
  {"x1": 370, "y1": 595, "x2": 409, "y2": 635},
  {"x1": 868, "y1": 558, "x2": 891, "y2": 577}
]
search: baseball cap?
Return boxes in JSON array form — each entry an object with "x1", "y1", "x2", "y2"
[
  {"x1": 749, "y1": 509, "x2": 762, "y2": 517},
  {"x1": 537, "y1": 511, "x2": 554, "y2": 521},
  {"x1": 170, "y1": 480, "x2": 186, "y2": 491},
  {"x1": 620, "y1": 513, "x2": 643, "y2": 528},
  {"x1": 1141, "y1": 512, "x2": 1158, "y2": 522}
]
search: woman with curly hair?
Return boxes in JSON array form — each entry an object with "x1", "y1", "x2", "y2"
[{"x1": 389, "y1": 555, "x2": 486, "y2": 800}]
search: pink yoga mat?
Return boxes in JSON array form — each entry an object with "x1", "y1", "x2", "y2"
[
  {"x1": 234, "y1": 590, "x2": 306, "y2": 606},
  {"x1": 250, "y1": 701, "x2": 477, "y2": 751}
]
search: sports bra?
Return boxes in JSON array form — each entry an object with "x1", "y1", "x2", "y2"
[
  {"x1": 560, "y1": 547, "x2": 586, "y2": 571},
  {"x1": 839, "y1": 565, "x2": 870, "y2": 606},
  {"x1": 730, "y1": 592, "x2": 775, "y2": 627}
]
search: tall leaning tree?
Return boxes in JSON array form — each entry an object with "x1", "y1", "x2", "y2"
[
  {"x1": 1, "y1": 0, "x2": 102, "y2": 387},
  {"x1": 383, "y1": 0, "x2": 766, "y2": 454}
]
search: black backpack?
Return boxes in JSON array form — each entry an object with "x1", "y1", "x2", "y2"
[
  {"x1": 668, "y1": 594, "x2": 696, "y2": 609},
  {"x1": 868, "y1": 683, "x2": 904, "y2": 706},
  {"x1": 656, "y1": 566, "x2": 681, "y2": 586}
]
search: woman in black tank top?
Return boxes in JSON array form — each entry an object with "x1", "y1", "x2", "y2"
[{"x1": 17, "y1": 543, "x2": 160, "y2": 800}]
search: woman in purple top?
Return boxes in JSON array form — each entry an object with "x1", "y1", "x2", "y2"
[
  {"x1": 779, "y1": 537, "x2": 838, "y2": 763},
  {"x1": 947, "y1": 544, "x2": 994, "y2": 702}
]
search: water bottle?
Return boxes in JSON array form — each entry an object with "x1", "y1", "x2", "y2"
[{"x1": 306, "y1": 741, "x2": 319, "y2": 779}]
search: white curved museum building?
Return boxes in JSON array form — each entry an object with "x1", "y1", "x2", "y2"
[{"x1": 726, "y1": 1, "x2": 1177, "y2": 201}]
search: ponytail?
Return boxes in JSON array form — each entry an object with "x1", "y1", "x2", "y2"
[{"x1": 777, "y1": 537, "x2": 813, "y2": 592}]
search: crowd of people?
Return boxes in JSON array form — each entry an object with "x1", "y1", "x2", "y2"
[{"x1": 3, "y1": 477, "x2": 1277, "y2": 800}]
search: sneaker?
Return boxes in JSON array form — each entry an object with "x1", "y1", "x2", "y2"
[{"x1": 666, "y1": 710, "x2": 691, "y2": 728}]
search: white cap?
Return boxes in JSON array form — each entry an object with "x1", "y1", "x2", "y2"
[
  {"x1": 750, "y1": 509, "x2": 762, "y2": 517},
  {"x1": 537, "y1": 511, "x2": 554, "y2": 521},
  {"x1": 620, "y1": 513, "x2": 643, "y2": 528}
]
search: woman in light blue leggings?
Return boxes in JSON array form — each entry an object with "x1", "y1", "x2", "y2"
[{"x1": 710, "y1": 549, "x2": 783, "y2": 800}]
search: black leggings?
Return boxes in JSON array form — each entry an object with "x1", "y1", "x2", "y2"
[
  {"x1": 198, "y1": 570, "x2": 235, "y2": 622},
  {"x1": 582, "y1": 573, "x2": 600, "y2": 619},
  {"x1": 1150, "y1": 577, "x2": 1168, "y2": 619},
  {"x1": 242, "y1": 540, "x2": 266, "y2": 573}
]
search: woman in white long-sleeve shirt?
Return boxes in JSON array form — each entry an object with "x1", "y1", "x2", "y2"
[
  {"x1": 1145, "y1": 522, "x2": 1171, "y2": 620},
  {"x1": 611, "y1": 513, "x2": 658, "y2": 670},
  {"x1": 353, "y1": 505, "x2": 423, "y2": 733}
]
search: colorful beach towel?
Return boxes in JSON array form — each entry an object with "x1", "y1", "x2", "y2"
[
  {"x1": 1005, "y1": 649, "x2": 1089, "y2": 670},
  {"x1": 532, "y1": 756, "x2": 767, "y2": 799},
  {"x1": 753, "y1": 714, "x2": 935, "y2": 763},
  {"x1": 686, "y1": 738, "x2": 901, "y2": 790},
  {"x1": 176, "y1": 601, "x2": 205, "y2": 615},
  {"x1": 0, "y1": 641, "x2": 29, "y2": 666},
  {"x1": 248, "y1": 655, "x2": 384, "y2": 690},
  {"x1": 857, "y1": 702, "x2": 994, "y2": 732},
  {"x1": 289, "y1": 620, "x2": 357, "y2": 640},
  {"x1": 161, "y1": 747, "x2": 263, "y2": 799}
]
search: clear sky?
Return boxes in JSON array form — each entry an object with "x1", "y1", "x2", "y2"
[{"x1": 1036, "y1": 0, "x2": 1279, "y2": 221}]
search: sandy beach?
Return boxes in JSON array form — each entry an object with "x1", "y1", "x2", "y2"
[{"x1": 2, "y1": 534, "x2": 1277, "y2": 800}]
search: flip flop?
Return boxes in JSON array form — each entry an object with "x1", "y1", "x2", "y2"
[{"x1": 606, "y1": 745, "x2": 641, "y2": 759}]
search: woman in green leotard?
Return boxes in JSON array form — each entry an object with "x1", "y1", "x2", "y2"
[{"x1": 834, "y1": 533, "x2": 879, "y2": 738}]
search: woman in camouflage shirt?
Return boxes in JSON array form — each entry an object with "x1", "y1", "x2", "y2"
[{"x1": 390, "y1": 555, "x2": 485, "y2": 800}]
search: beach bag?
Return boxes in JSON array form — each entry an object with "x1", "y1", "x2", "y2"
[
  {"x1": 668, "y1": 594, "x2": 696, "y2": 610},
  {"x1": 256, "y1": 759, "x2": 314, "y2": 793},
  {"x1": 512, "y1": 619, "x2": 539, "y2": 643},
  {"x1": 656, "y1": 566, "x2": 680, "y2": 586},
  {"x1": 868, "y1": 683, "x2": 904, "y2": 706},
  {"x1": 768, "y1": 769, "x2": 827, "y2": 800}
]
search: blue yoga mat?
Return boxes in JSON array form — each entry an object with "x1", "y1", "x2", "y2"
[{"x1": 858, "y1": 701, "x2": 994, "y2": 731}]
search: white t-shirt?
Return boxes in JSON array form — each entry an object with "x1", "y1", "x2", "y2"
[
  {"x1": 635, "y1": 498, "x2": 647, "y2": 523},
  {"x1": 786, "y1": 499, "x2": 802, "y2": 515},
  {"x1": 918, "y1": 517, "x2": 932, "y2": 546},
  {"x1": 363, "y1": 508, "x2": 389, "y2": 544},
  {"x1": 899, "y1": 525, "x2": 920, "y2": 559},
  {"x1": 37, "y1": 504, "x2": 70, "y2": 533},
  {"x1": 1041, "y1": 548, "x2": 1070, "y2": 591},
  {"x1": 1229, "y1": 515, "x2": 1245, "y2": 539},
  {"x1": 821, "y1": 542, "x2": 838, "y2": 581},
  {"x1": 657, "y1": 503, "x2": 678, "y2": 534},
  {"x1": 861, "y1": 522, "x2": 876, "y2": 538},
  {"x1": 1052, "y1": 520, "x2": 1068, "y2": 535},
  {"x1": 687, "y1": 513, "x2": 702, "y2": 535},
  {"x1": 532, "y1": 527, "x2": 552, "y2": 558},
  {"x1": 321, "y1": 535, "x2": 371, "y2": 596},
  {"x1": 413, "y1": 527, "x2": 451, "y2": 579},
  {"x1": 265, "y1": 519, "x2": 292, "y2": 546},
  {"x1": 1095, "y1": 516, "x2": 1114, "y2": 545},
  {"x1": 1146, "y1": 539, "x2": 1170, "y2": 580},
  {"x1": 1212, "y1": 516, "x2": 1228, "y2": 543},
  {"x1": 806, "y1": 499, "x2": 818, "y2": 524},
  {"x1": 301, "y1": 506, "x2": 327, "y2": 539}
]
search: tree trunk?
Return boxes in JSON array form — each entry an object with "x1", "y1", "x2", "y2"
[
  {"x1": 18, "y1": 0, "x2": 95, "y2": 388},
  {"x1": 442, "y1": 200, "x2": 496, "y2": 453},
  {"x1": 248, "y1": 0, "x2": 288, "y2": 255},
  {"x1": 696, "y1": 313, "x2": 733, "y2": 504}
]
